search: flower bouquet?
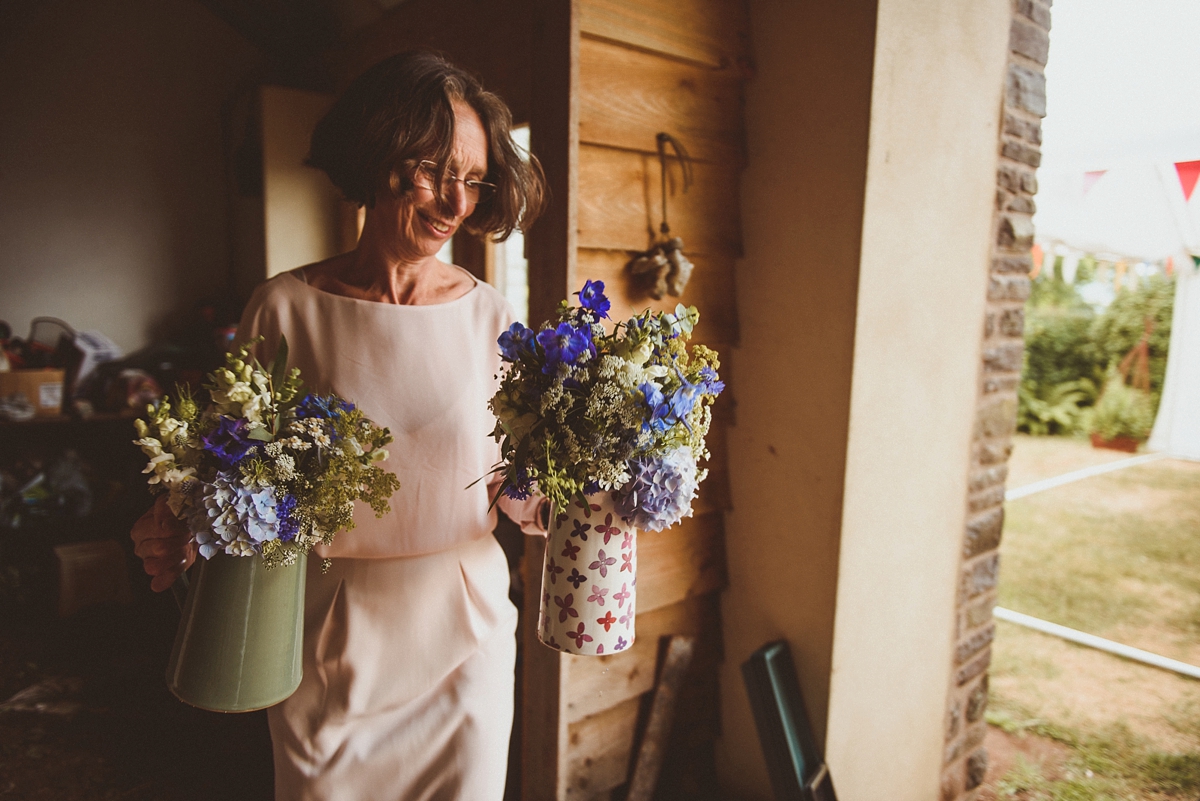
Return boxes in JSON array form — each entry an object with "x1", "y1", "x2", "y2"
[
  {"x1": 134, "y1": 337, "x2": 399, "y2": 711},
  {"x1": 489, "y1": 280, "x2": 723, "y2": 655}
]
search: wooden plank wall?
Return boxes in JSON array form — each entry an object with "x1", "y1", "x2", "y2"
[{"x1": 524, "y1": 1, "x2": 749, "y2": 798}]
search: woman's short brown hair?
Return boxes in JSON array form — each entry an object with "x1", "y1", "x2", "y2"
[{"x1": 307, "y1": 50, "x2": 544, "y2": 240}]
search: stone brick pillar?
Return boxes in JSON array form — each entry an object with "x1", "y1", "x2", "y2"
[{"x1": 941, "y1": 1, "x2": 1050, "y2": 798}]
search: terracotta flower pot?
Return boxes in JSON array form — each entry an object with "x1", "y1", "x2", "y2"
[
  {"x1": 1089, "y1": 432, "x2": 1142, "y2": 453},
  {"x1": 166, "y1": 550, "x2": 307, "y2": 712},
  {"x1": 538, "y1": 493, "x2": 636, "y2": 656}
]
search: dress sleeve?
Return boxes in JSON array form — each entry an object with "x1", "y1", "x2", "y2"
[{"x1": 493, "y1": 484, "x2": 549, "y2": 537}]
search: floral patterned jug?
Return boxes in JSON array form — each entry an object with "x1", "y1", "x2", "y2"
[{"x1": 538, "y1": 493, "x2": 637, "y2": 656}]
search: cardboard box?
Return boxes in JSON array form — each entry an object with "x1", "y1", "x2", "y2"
[{"x1": 0, "y1": 368, "x2": 65, "y2": 417}]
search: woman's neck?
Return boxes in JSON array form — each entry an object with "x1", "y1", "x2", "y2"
[{"x1": 304, "y1": 235, "x2": 474, "y2": 306}]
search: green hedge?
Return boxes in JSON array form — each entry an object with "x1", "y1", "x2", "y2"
[{"x1": 1018, "y1": 270, "x2": 1174, "y2": 436}]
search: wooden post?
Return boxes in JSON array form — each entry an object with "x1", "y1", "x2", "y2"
[
  {"x1": 521, "y1": 10, "x2": 579, "y2": 797},
  {"x1": 626, "y1": 635, "x2": 697, "y2": 801}
]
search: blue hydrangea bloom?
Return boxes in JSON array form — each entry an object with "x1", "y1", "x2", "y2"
[
  {"x1": 614, "y1": 447, "x2": 699, "y2": 532},
  {"x1": 576, "y1": 279, "x2": 611, "y2": 319},
  {"x1": 201, "y1": 416, "x2": 255, "y2": 469},
  {"x1": 537, "y1": 322, "x2": 593, "y2": 375},
  {"x1": 498, "y1": 321, "x2": 536, "y2": 362},
  {"x1": 188, "y1": 471, "x2": 281, "y2": 558}
]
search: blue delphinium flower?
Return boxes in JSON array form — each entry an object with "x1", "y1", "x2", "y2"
[
  {"x1": 498, "y1": 322, "x2": 536, "y2": 362},
  {"x1": 201, "y1": 416, "x2": 255, "y2": 469},
  {"x1": 576, "y1": 279, "x2": 611, "y2": 319},
  {"x1": 639, "y1": 382, "x2": 672, "y2": 433},
  {"x1": 295, "y1": 393, "x2": 354, "y2": 419},
  {"x1": 697, "y1": 366, "x2": 725, "y2": 396},
  {"x1": 276, "y1": 493, "x2": 300, "y2": 542},
  {"x1": 614, "y1": 447, "x2": 699, "y2": 532},
  {"x1": 537, "y1": 322, "x2": 593, "y2": 375}
]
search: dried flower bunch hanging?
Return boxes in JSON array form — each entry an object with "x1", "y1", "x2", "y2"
[{"x1": 629, "y1": 133, "x2": 696, "y2": 300}]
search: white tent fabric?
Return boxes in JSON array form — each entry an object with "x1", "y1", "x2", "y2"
[
  {"x1": 1148, "y1": 261, "x2": 1200, "y2": 459},
  {"x1": 1034, "y1": 162, "x2": 1200, "y2": 261}
]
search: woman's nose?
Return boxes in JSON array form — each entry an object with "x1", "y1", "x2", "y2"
[{"x1": 444, "y1": 180, "x2": 472, "y2": 218}]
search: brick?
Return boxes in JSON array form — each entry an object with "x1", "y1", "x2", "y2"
[
  {"x1": 1017, "y1": 0, "x2": 1052, "y2": 30},
  {"x1": 964, "y1": 508, "x2": 1004, "y2": 556},
  {"x1": 967, "y1": 676, "x2": 989, "y2": 723},
  {"x1": 1007, "y1": 194, "x2": 1036, "y2": 214},
  {"x1": 992, "y1": 254, "x2": 1032, "y2": 275},
  {"x1": 983, "y1": 342, "x2": 1023, "y2": 373},
  {"x1": 956, "y1": 623, "x2": 995, "y2": 665},
  {"x1": 996, "y1": 164, "x2": 1026, "y2": 193},
  {"x1": 969, "y1": 463, "x2": 1008, "y2": 492},
  {"x1": 945, "y1": 719, "x2": 988, "y2": 765},
  {"x1": 1021, "y1": 170, "x2": 1038, "y2": 194},
  {"x1": 967, "y1": 749, "x2": 989, "y2": 789},
  {"x1": 975, "y1": 439, "x2": 1012, "y2": 466},
  {"x1": 957, "y1": 647, "x2": 992, "y2": 685},
  {"x1": 966, "y1": 595, "x2": 997, "y2": 629},
  {"x1": 996, "y1": 214, "x2": 1035, "y2": 250},
  {"x1": 982, "y1": 375, "x2": 1020, "y2": 395},
  {"x1": 1004, "y1": 113, "x2": 1042, "y2": 145},
  {"x1": 969, "y1": 484, "x2": 1005, "y2": 514},
  {"x1": 976, "y1": 397, "x2": 1017, "y2": 440},
  {"x1": 1002, "y1": 139, "x2": 1042, "y2": 168},
  {"x1": 1007, "y1": 63, "x2": 1047, "y2": 117},
  {"x1": 947, "y1": 697, "x2": 962, "y2": 741},
  {"x1": 1010, "y1": 18, "x2": 1050, "y2": 64},
  {"x1": 963, "y1": 554, "x2": 1000, "y2": 599},
  {"x1": 941, "y1": 766, "x2": 964, "y2": 801},
  {"x1": 988, "y1": 275, "x2": 1031, "y2": 302},
  {"x1": 999, "y1": 307, "x2": 1025, "y2": 337}
]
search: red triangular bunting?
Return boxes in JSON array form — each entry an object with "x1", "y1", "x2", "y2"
[
  {"x1": 1082, "y1": 170, "x2": 1106, "y2": 195},
  {"x1": 1175, "y1": 161, "x2": 1200, "y2": 201}
]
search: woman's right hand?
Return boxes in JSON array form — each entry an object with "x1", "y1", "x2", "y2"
[{"x1": 131, "y1": 494, "x2": 196, "y2": 592}]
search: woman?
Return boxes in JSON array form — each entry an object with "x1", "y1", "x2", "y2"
[{"x1": 131, "y1": 51, "x2": 547, "y2": 799}]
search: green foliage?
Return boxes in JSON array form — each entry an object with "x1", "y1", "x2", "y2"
[
  {"x1": 1019, "y1": 276, "x2": 1102, "y2": 435},
  {"x1": 1018, "y1": 378, "x2": 1096, "y2": 436},
  {"x1": 1089, "y1": 275, "x2": 1174, "y2": 409},
  {"x1": 1019, "y1": 271, "x2": 1175, "y2": 437},
  {"x1": 1088, "y1": 371, "x2": 1155, "y2": 441}
]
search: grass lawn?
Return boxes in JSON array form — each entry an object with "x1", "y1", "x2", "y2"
[{"x1": 983, "y1": 434, "x2": 1200, "y2": 800}]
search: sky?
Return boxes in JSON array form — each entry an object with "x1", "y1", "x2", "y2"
[{"x1": 1041, "y1": 0, "x2": 1200, "y2": 174}]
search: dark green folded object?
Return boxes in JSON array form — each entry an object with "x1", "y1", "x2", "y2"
[{"x1": 742, "y1": 641, "x2": 838, "y2": 801}]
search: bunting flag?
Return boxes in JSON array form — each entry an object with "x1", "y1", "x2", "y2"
[
  {"x1": 1175, "y1": 160, "x2": 1200, "y2": 201},
  {"x1": 1082, "y1": 170, "x2": 1106, "y2": 195},
  {"x1": 1193, "y1": 254, "x2": 1200, "y2": 269},
  {"x1": 1030, "y1": 243, "x2": 1044, "y2": 279},
  {"x1": 1166, "y1": 255, "x2": 1174, "y2": 276}
]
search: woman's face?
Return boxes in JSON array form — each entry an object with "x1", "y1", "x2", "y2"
[{"x1": 372, "y1": 99, "x2": 489, "y2": 262}]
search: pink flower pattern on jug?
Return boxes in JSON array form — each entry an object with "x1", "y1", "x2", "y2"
[
  {"x1": 613, "y1": 583, "x2": 630, "y2": 608},
  {"x1": 555, "y1": 593, "x2": 578, "y2": 623},
  {"x1": 588, "y1": 585, "x2": 608, "y2": 606},
  {"x1": 561, "y1": 540, "x2": 580, "y2": 561},
  {"x1": 547, "y1": 558, "x2": 563, "y2": 584},
  {"x1": 595, "y1": 514, "x2": 621, "y2": 544},
  {"x1": 589, "y1": 549, "x2": 616, "y2": 578},
  {"x1": 597, "y1": 611, "x2": 617, "y2": 632},
  {"x1": 568, "y1": 623, "x2": 593, "y2": 648}
]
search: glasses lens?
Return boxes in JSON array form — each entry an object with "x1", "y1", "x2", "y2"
[{"x1": 468, "y1": 182, "x2": 496, "y2": 203}]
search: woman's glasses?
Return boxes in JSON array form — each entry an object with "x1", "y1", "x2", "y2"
[{"x1": 413, "y1": 160, "x2": 496, "y2": 204}]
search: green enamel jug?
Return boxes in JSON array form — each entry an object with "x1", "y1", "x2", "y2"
[{"x1": 166, "y1": 551, "x2": 307, "y2": 712}]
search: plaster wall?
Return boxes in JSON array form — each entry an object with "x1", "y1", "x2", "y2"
[
  {"x1": 717, "y1": 2, "x2": 878, "y2": 797},
  {"x1": 0, "y1": 0, "x2": 262, "y2": 353},
  {"x1": 824, "y1": 1, "x2": 1012, "y2": 799}
]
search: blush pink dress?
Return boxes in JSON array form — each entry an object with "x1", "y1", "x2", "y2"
[{"x1": 236, "y1": 269, "x2": 544, "y2": 800}]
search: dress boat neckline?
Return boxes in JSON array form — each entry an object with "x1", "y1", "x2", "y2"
[{"x1": 285, "y1": 266, "x2": 480, "y2": 310}]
